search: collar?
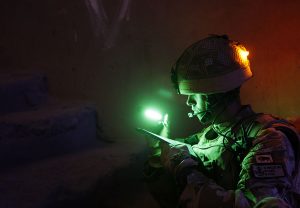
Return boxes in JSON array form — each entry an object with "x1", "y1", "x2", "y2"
[{"x1": 213, "y1": 105, "x2": 255, "y2": 132}]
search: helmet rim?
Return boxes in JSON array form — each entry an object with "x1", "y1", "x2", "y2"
[{"x1": 178, "y1": 65, "x2": 252, "y2": 95}]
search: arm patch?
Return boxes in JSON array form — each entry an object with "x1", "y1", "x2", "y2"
[{"x1": 251, "y1": 163, "x2": 285, "y2": 178}]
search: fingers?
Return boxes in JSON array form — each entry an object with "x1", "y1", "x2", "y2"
[
  {"x1": 160, "y1": 142, "x2": 191, "y2": 172},
  {"x1": 161, "y1": 114, "x2": 169, "y2": 127}
]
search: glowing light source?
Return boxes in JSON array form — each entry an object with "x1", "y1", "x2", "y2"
[
  {"x1": 144, "y1": 109, "x2": 163, "y2": 121},
  {"x1": 239, "y1": 49, "x2": 249, "y2": 61}
]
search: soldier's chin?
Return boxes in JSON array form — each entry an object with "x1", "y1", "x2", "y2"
[{"x1": 198, "y1": 112, "x2": 213, "y2": 124}]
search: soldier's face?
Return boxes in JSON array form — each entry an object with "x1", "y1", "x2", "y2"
[
  {"x1": 186, "y1": 94, "x2": 206, "y2": 112},
  {"x1": 186, "y1": 94, "x2": 212, "y2": 123}
]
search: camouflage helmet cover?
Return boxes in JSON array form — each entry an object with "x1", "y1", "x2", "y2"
[{"x1": 171, "y1": 35, "x2": 252, "y2": 95}]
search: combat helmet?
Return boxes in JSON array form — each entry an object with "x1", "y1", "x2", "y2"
[{"x1": 171, "y1": 35, "x2": 252, "y2": 95}]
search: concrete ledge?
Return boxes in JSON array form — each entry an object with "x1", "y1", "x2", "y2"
[
  {"x1": 0, "y1": 101, "x2": 99, "y2": 168},
  {"x1": 0, "y1": 71, "x2": 48, "y2": 115}
]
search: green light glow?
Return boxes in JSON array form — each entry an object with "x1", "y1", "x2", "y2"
[
  {"x1": 144, "y1": 109, "x2": 163, "y2": 121},
  {"x1": 158, "y1": 89, "x2": 173, "y2": 99}
]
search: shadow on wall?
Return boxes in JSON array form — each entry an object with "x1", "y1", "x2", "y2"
[{"x1": 84, "y1": 0, "x2": 132, "y2": 49}]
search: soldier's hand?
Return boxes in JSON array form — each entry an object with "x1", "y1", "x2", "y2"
[{"x1": 160, "y1": 142, "x2": 197, "y2": 174}]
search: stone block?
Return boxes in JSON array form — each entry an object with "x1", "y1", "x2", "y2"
[
  {"x1": 0, "y1": 101, "x2": 99, "y2": 168},
  {"x1": 0, "y1": 71, "x2": 48, "y2": 115}
]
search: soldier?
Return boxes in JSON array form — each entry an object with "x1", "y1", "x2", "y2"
[{"x1": 143, "y1": 35, "x2": 300, "y2": 208}]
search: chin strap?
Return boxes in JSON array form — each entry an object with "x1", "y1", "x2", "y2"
[{"x1": 199, "y1": 111, "x2": 213, "y2": 123}]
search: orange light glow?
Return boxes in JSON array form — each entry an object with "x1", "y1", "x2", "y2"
[{"x1": 239, "y1": 49, "x2": 249, "y2": 61}]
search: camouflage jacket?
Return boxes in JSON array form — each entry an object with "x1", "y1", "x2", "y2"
[{"x1": 144, "y1": 106, "x2": 300, "y2": 208}]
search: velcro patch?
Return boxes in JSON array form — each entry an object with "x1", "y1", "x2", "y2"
[
  {"x1": 255, "y1": 154, "x2": 273, "y2": 163},
  {"x1": 252, "y1": 164, "x2": 285, "y2": 178}
]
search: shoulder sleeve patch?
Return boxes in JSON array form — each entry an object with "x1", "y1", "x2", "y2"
[{"x1": 252, "y1": 164, "x2": 285, "y2": 178}]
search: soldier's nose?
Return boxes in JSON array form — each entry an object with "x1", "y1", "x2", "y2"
[{"x1": 186, "y1": 95, "x2": 196, "y2": 107}]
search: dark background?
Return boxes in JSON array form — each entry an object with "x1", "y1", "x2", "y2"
[
  {"x1": 1, "y1": 0, "x2": 300, "y2": 139},
  {"x1": 0, "y1": 1, "x2": 300, "y2": 207}
]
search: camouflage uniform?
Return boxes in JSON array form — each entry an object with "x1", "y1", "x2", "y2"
[{"x1": 144, "y1": 106, "x2": 300, "y2": 208}]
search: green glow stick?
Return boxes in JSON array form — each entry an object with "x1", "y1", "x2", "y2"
[{"x1": 144, "y1": 108, "x2": 163, "y2": 121}]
